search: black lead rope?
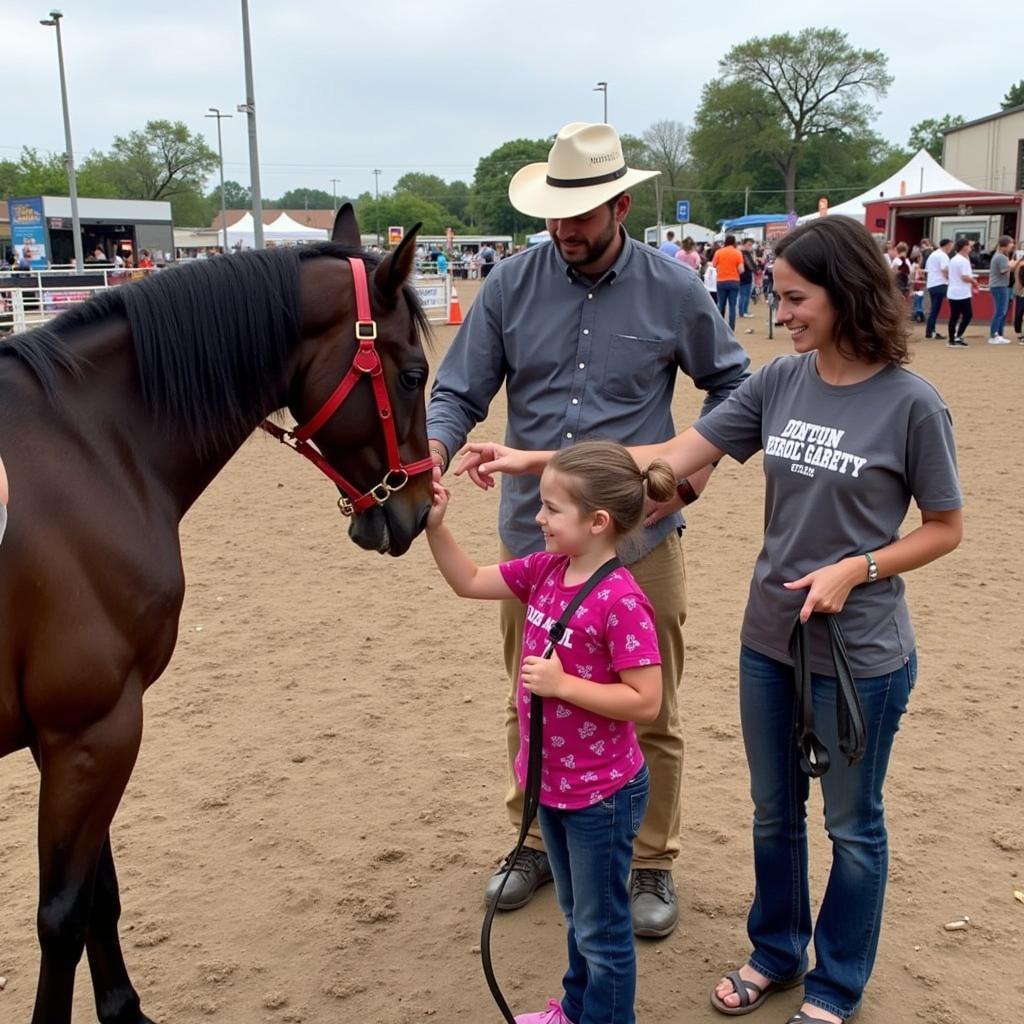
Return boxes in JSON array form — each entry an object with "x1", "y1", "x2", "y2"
[
  {"x1": 789, "y1": 614, "x2": 867, "y2": 778},
  {"x1": 482, "y1": 556, "x2": 622, "y2": 1023}
]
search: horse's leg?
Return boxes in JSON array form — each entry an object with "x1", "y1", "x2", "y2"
[
  {"x1": 86, "y1": 836, "x2": 154, "y2": 1024},
  {"x1": 31, "y1": 683, "x2": 144, "y2": 1024}
]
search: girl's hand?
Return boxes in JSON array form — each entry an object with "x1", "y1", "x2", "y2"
[
  {"x1": 521, "y1": 653, "x2": 567, "y2": 698},
  {"x1": 455, "y1": 442, "x2": 532, "y2": 490},
  {"x1": 784, "y1": 557, "x2": 866, "y2": 623},
  {"x1": 425, "y1": 480, "x2": 450, "y2": 530}
]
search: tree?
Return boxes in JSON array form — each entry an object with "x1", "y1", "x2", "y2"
[
  {"x1": 641, "y1": 120, "x2": 694, "y2": 222},
  {"x1": 208, "y1": 179, "x2": 251, "y2": 209},
  {"x1": 354, "y1": 190, "x2": 466, "y2": 239},
  {"x1": 469, "y1": 138, "x2": 551, "y2": 235},
  {"x1": 907, "y1": 115, "x2": 965, "y2": 160},
  {"x1": 84, "y1": 120, "x2": 218, "y2": 201},
  {"x1": 1001, "y1": 79, "x2": 1024, "y2": 110},
  {"x1": 270, "y1": 187, "x2": 336, "y2": 210},
  {"x1": 0, "y1": 146, "x2": 119, "y2": 200},
  {"x1": 715, "y1": 28, "x2": 892, "y2": 210}
]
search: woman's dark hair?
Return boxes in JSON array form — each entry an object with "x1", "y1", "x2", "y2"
[
  {"x1": 548, "y1": 441, "x2": 677, "y2": 544},
  {"x1": 773, "y1": 217, "x2": 909, "y2": 365}
]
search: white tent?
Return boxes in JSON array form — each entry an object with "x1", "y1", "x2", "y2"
[
  {"x1": 799, "y1": 149, "x2": 979, "y2": 224},
  {"x1": 265, "y1": 212, "x2": 328, "y2": 242},
  {"x1": 225, "y1": 212, "x2": 257, "y2": 248}
]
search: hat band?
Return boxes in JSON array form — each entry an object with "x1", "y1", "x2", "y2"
[{"x1": 545, "y1": 164, "x2": 628, "y2": 189}]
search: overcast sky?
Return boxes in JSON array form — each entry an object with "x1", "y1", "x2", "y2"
[{"x1": 3, "y1": 0, "x2": 1011, "y2": 204}]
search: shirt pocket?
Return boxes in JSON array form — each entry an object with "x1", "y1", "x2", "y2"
[{"x1": 601, "y1": 334, "x2": 666, "y2": 401}]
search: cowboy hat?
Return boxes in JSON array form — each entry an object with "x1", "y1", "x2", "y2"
[{"x1": 508, "y1": 122, "x2": 660, "y2": 219}]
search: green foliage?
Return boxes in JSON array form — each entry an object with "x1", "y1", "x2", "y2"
[
  {"x1": 0, "y1": 147, "x2": 118, "y2": 200},
  {"x1": 469, "y1": 138, "x2": 551, "y2": 235},
  {"x1": 907, "y1": 115, "x2": 965, "y2": 160},
  {"x1": 82, "y1": 120, "x2": 218, "y2": 201},
  {"x1": 1002, "y1": 79, "x2": 1024, "y2": 110},
  {"x1": 354, "y1": 190, "x2": 466, "y2": 238},
  {"x1": 393, "y1": 172, "x2": 469, "y2": 227},
  {"x1": 269, "y1": 187, "x2": 337, "y2": 210},
  {"x1": 208, "y1": 180, "x2": 251, "y2": 209}
]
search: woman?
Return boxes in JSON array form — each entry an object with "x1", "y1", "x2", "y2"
[
  {"x1": 946, "y1": 238, "x2": 977, "y2": 346},
  {"x1": 459, "y1": 217, "x2": 963, "y2": 1024}
]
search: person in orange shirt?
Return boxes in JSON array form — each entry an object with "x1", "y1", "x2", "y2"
[{"x1": 712, "y1": 234, "x2": 744, "y2": 330}]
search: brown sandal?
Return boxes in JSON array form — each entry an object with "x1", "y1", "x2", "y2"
[{"x1": 709, "y1": 967, "x2": 806, "y2": 1016}]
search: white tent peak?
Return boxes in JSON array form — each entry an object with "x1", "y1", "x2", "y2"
[
  {"x1": 800, "y1": 149, "x2": 979, "y2": 224},
  {"x1": 266, "y1": 212, "x2": 328, "y2": 240}
]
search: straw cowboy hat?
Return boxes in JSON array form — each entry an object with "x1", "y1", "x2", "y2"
[{"x1": 508, "y1": 122, "x2": 660, "y2": 220}]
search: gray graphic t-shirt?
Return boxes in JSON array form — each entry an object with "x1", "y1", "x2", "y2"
[{"x1": 695, "y1": 353, "x2": 962, "y2": 676}]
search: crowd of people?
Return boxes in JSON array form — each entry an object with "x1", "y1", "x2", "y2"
[{"x1": 425, "y1": 121, "x2": 964, "y2": 1024}]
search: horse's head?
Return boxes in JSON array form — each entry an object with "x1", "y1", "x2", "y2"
[{"x1": 288, "y1": 205, "x2": 432, "y2": 556}]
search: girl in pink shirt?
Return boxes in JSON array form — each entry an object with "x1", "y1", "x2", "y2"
[{"x1": 426, "y1": 441, "x2": 675, "y2": 1024}]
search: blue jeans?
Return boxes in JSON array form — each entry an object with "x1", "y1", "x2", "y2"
[
  {"x1": 738, "y1": 646, "x2": 916, "y2": 1020},
  {"x1": 925, "y1": 284, "x2": 946, "y2": 336},
  {"x1": 739, "y1": 281, "x2": 753, "y2": 316},
  {"x1": 717, "y1": 281, "x2": 740, "y2": 330},
  {"x1": 911, "y1": 291, "x2": 924, "y2": 317},
  {"x1": 538, "y1": 764, "x2": 650, "y2": 1024},
  {"x1": 989, "y1": 285, "x2": 1010, "y2": 336}
]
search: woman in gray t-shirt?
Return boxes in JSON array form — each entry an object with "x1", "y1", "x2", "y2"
[
  {"x1": 670, "y1": 218, "x2": 962, "y2": 1024},
  {"x1": 459, "y1": 217, "x2": 964, "y2": 1024}
]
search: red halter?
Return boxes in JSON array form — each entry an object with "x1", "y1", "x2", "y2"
[{"x1": 259, "y1": 257, "x2": 434, "y2": 516}]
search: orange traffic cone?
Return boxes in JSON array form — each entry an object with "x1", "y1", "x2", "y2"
[{"x1": 448, "y1": 284, "x2": 464, "y2": 326}]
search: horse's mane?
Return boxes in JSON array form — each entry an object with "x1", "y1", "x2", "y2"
[{"x1": 1, "y1": 243, "x2": 426, "y2": 454}]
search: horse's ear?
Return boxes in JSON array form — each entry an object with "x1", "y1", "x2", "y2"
[
  {"x1": 332, "y1": 202, "x2": 361, "y2": 247},
  {"x1": 374, "y1": 222, "x2": 421, "y2": 305}
]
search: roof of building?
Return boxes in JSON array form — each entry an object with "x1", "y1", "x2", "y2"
[{"x1": 942, "y1": 104, "x2": 1024, "y2": 133}]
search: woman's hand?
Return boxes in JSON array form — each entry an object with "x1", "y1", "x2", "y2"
[
  {"x1": 643, "y1": 492, "x2": 685, "y2": 528},
  {"x1": 425, "y1": 480, "x2": 451, "y2": 530},
  {"x1": 455, "y1": 442, "x2": 541, "y2": 490},
  {"x1": 784, "y1": 557, "x2": 866, "y2": 623},
  {"x1": 521, "y1": 653, "x2": 567, "y2": 699}
]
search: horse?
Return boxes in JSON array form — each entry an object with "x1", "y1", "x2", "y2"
[{"x1": 0, "y1": 205, "x2": 434, "y2": 1024}]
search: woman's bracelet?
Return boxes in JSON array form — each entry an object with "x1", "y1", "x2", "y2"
[
  {"x1": 676, "y1": 478, "x2": 699, "y2": 506},
  {"x1": 429, "y1": 444, "x2": 449, "y2": 472}
]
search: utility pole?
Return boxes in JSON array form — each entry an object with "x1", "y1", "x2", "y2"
[
  {"x1": 206, "y1": 108, "x2": 232, "y2": 252},
  {"x1": 40, "y1": 10, "x2": 84, "y2": 272},
  {"x1": 330, "y1": 178, "x2": 341, "y2": 212},
  {"x1": 744, "y1": 185, "x2": 750, "y2": 217},
  {"x1": 373, "y1": 168, "x2": 382, "y2": 247},
  {"x1": 593, "y1": 81, "x2": 608, "y2": 123},
  {"x1": 239, "y1": 0, "x2": 264, "y2": 249}
]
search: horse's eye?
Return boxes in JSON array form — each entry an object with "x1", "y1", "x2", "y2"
[{"x1": 399, "y1": 369, "x2": 427, "y2": 391}]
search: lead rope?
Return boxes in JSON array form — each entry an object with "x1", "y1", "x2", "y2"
[{"x1": 481, "y1": 557, "x2": 622, "y2": 1022}]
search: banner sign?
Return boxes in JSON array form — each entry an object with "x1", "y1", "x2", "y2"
[
  {"x1": 387, "y1": 225, "x2": 404, "y2": 246},
  {"x1": 10, "y1": 197, "x2": 49, "y2": 268}
]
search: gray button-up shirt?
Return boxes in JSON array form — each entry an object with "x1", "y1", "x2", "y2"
[{"x1": 427, "y1": 232, "x2": 751, "y2": 558}]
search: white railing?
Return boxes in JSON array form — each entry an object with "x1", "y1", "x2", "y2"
[{"x1": 0, "y1": 284, "x2": 113, "y2": 334}]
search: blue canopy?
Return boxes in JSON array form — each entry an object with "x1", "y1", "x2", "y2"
[{"x1": 719, "y1": 213, "x2": 789, "y2": 228}]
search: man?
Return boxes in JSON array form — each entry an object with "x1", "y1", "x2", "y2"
[
  {"x1": 947, "y1": 238, "x2": 977, "y2": 347},
  {"x1": 924, "y1": 238, "x2": 953, "y2": 340},
  {"x1": 659, "y1": 230, "x2": 680, "y2": 257},
  {"x1": 479, "y1": 242, "x2": 496, "y2": 278},
  {"x1": 738, "y1": 238, "x2": 757, "y2": 318},
  {"x1": 987, "y1": 235, "x2": 1016, "y2": 344},
  {"x1": 427, "y1": 122, "x2": 750, "y2": 939}
]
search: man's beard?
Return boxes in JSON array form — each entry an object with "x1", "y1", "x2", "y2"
[{"x1": 555, "y1": 217, "x2": 618, "y2": 268}]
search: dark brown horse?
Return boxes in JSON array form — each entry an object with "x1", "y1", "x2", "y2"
[{"x1": 0, "y1": 206, "x2": 433, "y2": 1023}]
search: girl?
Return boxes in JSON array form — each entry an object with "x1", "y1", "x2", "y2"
[
  {"x1": 426, "y1": 441, "x2": 676, "y2": 1024},
  {"x1": 458, "y1": 217, "x2": 964, "y2": 1024}
]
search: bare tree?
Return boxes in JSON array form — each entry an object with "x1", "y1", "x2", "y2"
[
  {"x1": 721, "y1": 28, "x2": 892, "y2": 210},
  {"x1": 641, "y1": 120, "x2": 691, "y2": 220}
]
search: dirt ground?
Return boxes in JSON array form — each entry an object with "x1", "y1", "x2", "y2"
[{"x1": 1, "y1": 279, "x2": 1022, "y2": 1023}]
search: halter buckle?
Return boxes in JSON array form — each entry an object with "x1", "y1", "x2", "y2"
[
  {"x1": 355, "y1": 320, "x2": 378, "y2": 341},
  {"x1": 337, "y1": 494, "x2": 355, "y2": 517}
]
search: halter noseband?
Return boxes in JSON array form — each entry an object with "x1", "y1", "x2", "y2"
[{"x1": 259, "y1": 257, "x2": 434, "y2": 516}]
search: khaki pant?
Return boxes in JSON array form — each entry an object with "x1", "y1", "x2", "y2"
[{"x1": 499, "y1": 532, "x2": 687, "y2": 870}]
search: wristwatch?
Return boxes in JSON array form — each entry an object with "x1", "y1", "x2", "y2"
[{"x1": 676, "y1": 478, "x2": 699, "y2": 506}]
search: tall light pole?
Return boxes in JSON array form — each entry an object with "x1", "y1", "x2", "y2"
[
  {"x1": 593, "y1": 81, "x2": 608, "y2": 123},
  {"x1": 238, "y1": 0, "x2": 264, "y2": 249},
  {"x1": 40, "y1": 10, "x2": 83, "y2": 272},
  {"x1": 206, "y1": 108, "x2": 232, "y2": 252},
  {"x1": 373, "y1": 168, "x2": 382, "y2": 247},
  {"x1": 330, "y1": 177, "x2": 341, "y2": 212}
]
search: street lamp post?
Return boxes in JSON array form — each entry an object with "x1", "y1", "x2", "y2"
[
  {"x1": 205, "y1": 108, "x2": 232, "y2": 252},
  {"x1": 373, "y1": 168, "x2": 381, "y2": 247},
  {"x1": 39, "y1": 10, "x2": 84, "y2": 272},
  {"x1": 593, "y1": 81, "x2": 608, "y2": 123},
  {"x1": 238, "y1": 0, "x2": 264, "y2": 249}
]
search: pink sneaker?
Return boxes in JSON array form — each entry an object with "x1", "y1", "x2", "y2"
[{"x1": 514, "y1": 999, "x2": 577, "y2": 1024}]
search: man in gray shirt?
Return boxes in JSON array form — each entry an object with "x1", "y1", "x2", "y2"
[
  {"x1": 987, "y1": 234, "x2": 1016, "y2": 344},
  {"x1": 427, "y1": 122, "x2": 750, "y2": 938}
]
